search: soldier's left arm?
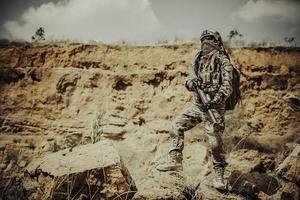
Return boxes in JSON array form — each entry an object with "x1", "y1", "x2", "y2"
[{"x1": 213, "y1": 54, "x2": 233, "y2": 103}]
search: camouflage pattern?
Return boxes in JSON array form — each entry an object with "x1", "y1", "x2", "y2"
[
  {"x1": 187, "y1": 50, "x2": 233, "y2": 104},
  {"x1": 170, "y1": 49, "x2": 233, "y2": 168}
]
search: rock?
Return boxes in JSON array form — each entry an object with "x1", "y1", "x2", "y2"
[
  {"x1": 147, "y1": 120, "x2": 170, "y2": 134},
  {"x1": 285, "y1": 96, "x2": 300, "y2": 111},
  {"x1": 226, "y1": 149, "x2": 262, "y2": 173},
  {"x1": 261, "y1": 74, "x2": 288, "y2": 90},
  {"x1": 132, "y1": 116, "x2": 145, "y2": 126},
  {"x1": 133, "y1": 171, "x2": 187, "y2": 199},
  {"x1": 0, "y1": 144, "x2": 6, "y2": 151},
  {"x1": 280, "y1": 182, "x2": 299, "y2": 200},
  {"x1": 27, "y1": 68, "x2": 42, "y2": 82},
  {"x1": 65, "y1": 133, "x2": 83, "y2": 147},
  {"x1": 17, "y1": 160, "x2": 27, "y2": 168},
  {"x1": 0, "y1": 68, "x2": 25, "y2": 84},
  {"x1": 104, "y1": 116, "x2": 127, "y2": 127},
  {"x1": 56, "y1": 73, "x2": 81, "y2": 93},
  {"x1": 112, "y1": 78, "x2": 132, "y2": 91},
  {"x1": 276, "y1": 144, "x2": 300, "y2": 184},
  {"x1": 252, "y1": 155, "x2": 276, "y2": 173},
  {"x1": 228, "y1": 170, "x2": 280, "y2": 197},
  {"x1": 102, "y1": 126, "x2": 126, "y2": 140},
  {"x1": 24, "y1": 140, "x2": 137, "y2": 200}
]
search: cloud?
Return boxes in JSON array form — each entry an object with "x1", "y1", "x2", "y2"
[
  {"x1": 3, "y1": 0, "x2": 164, "y2": 43},
  {"x1": 233, "y1": 0, "x2": 300, "y2": 23}
]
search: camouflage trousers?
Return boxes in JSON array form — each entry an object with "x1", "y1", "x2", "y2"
[{"x1": 170, "y1": 102, "x2": 227, "y2": 168}]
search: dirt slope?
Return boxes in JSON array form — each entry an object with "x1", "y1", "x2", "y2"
[{"x1": 0, "y1": 42, "x2": 299, "y2": 199}]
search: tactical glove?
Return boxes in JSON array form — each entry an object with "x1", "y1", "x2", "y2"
[
  {"x1": 204, "y1": 93, "x2": 223, "y2": 110},
  {"x1": 185, "y1": 78, "x2": 202, "y2": 92}
]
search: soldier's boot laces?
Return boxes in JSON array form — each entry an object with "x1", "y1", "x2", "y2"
[
  {"x1": 212, "y1": 167, "x2": 226, "y2": 190},
  {"x1": 156, "y1": 150, "x2": 183, "y2": 172}
]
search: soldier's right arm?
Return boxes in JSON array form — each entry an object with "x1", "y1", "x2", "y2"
[
  {"x1": 185, "y1": 64, "x2": 199, "y2": 91},
  {"x1": 185, "y1": 52, "x2": 200, "y2": 91}
]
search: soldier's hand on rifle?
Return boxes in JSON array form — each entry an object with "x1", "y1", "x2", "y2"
[
  {"x1": 185, "y1": 78, "x2": 202, "y2": 92},
  {"x1": 203, "y1": 101, "x2": 215, "y2": 110},
  {"x1": 204, "y1": 93, "x2": 223, "y2": 110}
]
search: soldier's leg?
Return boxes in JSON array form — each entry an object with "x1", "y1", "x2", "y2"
[
  {"x1": 170, "y1": 103, "x2": 203, "y2": 152},
  {"x1": 203, "y1": 108, "x2": 226, "y2": 167},
  {"x1": 203, "y1": 108, "x2": 227, "y2": 189},
  {"x1": 156, "y1": 103, "x2": 202, "y2": 171}
]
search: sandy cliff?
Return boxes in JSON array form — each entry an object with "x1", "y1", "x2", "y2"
[{"x1": 0, "y1": 42, "x2": 299, "y2": 199}]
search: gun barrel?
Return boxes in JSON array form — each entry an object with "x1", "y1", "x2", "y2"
[
  {"x1": 196, "y1": 87, "x2": 218, "y2": 124},
  {"x1": 207, "y1": 110, "x2": 217, "y2": 124}
]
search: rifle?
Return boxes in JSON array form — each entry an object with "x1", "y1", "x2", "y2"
[{"x1": 196, "y1": 87, "x2": 218, "y2": 125}]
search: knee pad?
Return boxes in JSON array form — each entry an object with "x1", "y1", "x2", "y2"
[
  {"x1": 207, "y1": 134, "x2": 223, "y2": 150},
  {"x1": 208, "y1": 136, "x2": 219, "y2": 149},
  {"x1": 205, "y1": 123, "x2": 224, "y2": 136}
]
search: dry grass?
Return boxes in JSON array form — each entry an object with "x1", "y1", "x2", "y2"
[{"x1": 91, "y1": 111, "x2": 105, "y2": 143}]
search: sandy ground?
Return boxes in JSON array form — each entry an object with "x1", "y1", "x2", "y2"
[{"x1": 0, "y1": 42, "x2": 299, "y2": 199}]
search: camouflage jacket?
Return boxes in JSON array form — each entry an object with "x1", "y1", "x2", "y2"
[{"x1": 186, "y1": 50, "x2": 233, "y2": 103}]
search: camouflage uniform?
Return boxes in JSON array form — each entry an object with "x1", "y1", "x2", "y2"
[
  {"x1": 156, "y1": 29, "x2": 233, "y2": 190},
  {"x1": 171, "y1": 49, "x2": 233, "y2": 168}
]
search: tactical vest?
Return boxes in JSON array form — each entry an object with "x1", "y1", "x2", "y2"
[
  {"x1": 194, "y1": 50, "x2": 241, "y2": 110},
  {"x1": 194, "y1": 50, "x2": 221, "y2": 93}
]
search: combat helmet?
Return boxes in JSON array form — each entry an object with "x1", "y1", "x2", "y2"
[{"x1": 200, "y1": 29, "x2": 221, "y2": 42}]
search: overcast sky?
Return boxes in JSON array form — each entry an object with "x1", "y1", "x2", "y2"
[{"x1": 0, "y1": 0, "x2": 299, "y2": 44}]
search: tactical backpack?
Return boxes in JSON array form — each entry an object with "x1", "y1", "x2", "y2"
[{"x1": 224, "y1": 65, "x2": 241, "y2": 110}]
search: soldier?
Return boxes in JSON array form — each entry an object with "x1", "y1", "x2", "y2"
[{"x1": 156, "y1": 30, "x2": 234, "y2": 190}]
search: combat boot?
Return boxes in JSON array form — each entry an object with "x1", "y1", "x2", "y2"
[
  {"x1": 212, "y1": 166, "x2": 226, "y2": 190},
  {"x1": 156, "y1": 149, "x2": 183, "y2": 172}
]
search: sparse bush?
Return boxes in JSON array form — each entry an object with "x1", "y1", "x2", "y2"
[
  {"x1": 0, "y1": 38, "x2": 10, "y2": 45},
  {"x1": 91, "y1": 111, "x2": 105, "y2": 143},
  {"x1": 228, "y1": 28, "x2": 243, "y2": 40},
  {"x1": 228, "y1": 28, "x2": 244, "y2": 48},
  {"x1": 31, "y1": 27, "x2": 45, "y2": 42},
  {"x1": 284, "y1": 37, "x2": 296, "y2": 47}
]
